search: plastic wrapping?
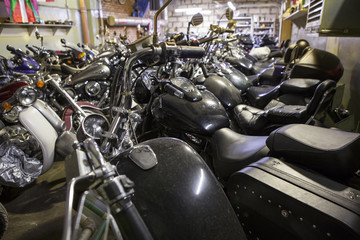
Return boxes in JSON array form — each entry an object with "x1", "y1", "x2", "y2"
[
  {"x1": 249, "y1": 47, "x2": 271, "y2": 60},
  {"x1": 0, "y1": 125, "x2": 43, "y2": 187}
]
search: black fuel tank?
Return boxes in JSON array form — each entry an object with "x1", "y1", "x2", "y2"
[
  {"x1": 70, "y1": 64, "x2": 110, "y2": 85},
  {"x1": 151, "y1": 90, "x2": 229, "y2": 136},
  {"x1": 216, "y1": 62, "x2": 252, "y2": 91},
  {"x1": 225, "y1": 56, "x2": 254, "y2": 76},
  {"x1": 114, "y1": 137, "x2": 246, "y2": 240},
  {"x1": 203, "y1": 74, "x2": 243, "y2": 111}
]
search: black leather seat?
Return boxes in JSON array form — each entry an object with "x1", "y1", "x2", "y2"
[
  {"x1": 211, "y1": 128, "x2": 269, "y2": 179},
  {"x1": 247, "y1": 78, "x2": 320, "y2": 109},
  {"x1": 246, "y1": 83, "x2": 283, "y2": 109},
  {"x1": 267, "y1": 124, "x2": 360, "y2": 178},
  {"x1": 233, "y1": 79, "x2": 337, "y2": 135}
]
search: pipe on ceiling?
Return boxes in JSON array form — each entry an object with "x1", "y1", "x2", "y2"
[
  {"x1": 79, "y1": 0, "x2": 90, "y2": 45},
  {"x1": 107, "y1": 16, "x2": 152, "y2": 27}
]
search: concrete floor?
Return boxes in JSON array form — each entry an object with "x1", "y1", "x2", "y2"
[{"x1": 2, "y1": 161, "x2": 67, "y2": 240}]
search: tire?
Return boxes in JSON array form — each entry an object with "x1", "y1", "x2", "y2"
[{"x1": 0, "y1": 202, "x2": 8, "y2": 239}]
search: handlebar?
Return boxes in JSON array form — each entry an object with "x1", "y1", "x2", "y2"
[
  {"x1": 26, "y1": 44, "x2": 38, "y2": 54},
  {"x1": 177, "y1": 46, "x2": 205, "y2": 58},
  {"x1": 113, "y1": 201, "x2": 153, "y2": 240},
  {"x1": 197, "y1": 35, "x2": 219, "y2": 44},
  {"x1": 6, "y1": 45, "x2": 16, "y2": 52}
]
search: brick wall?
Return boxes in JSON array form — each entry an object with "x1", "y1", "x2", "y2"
[
  {"x1": 167, "y1": 0, "x2": 282, "y2": 41},
  {"x1": 101, "y1": 0, "x2": 148, "y2": 42}
]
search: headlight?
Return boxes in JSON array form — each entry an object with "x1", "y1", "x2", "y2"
[{"x1": 16, "y1": 87, "x2": 37, "y2": 106}]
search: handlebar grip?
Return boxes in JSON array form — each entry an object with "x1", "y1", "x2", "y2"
[
  {"x1": 225, "y1": 29, "x2": 235, "y2": 33},
  {"x1": 175, "y1": 40, "x2": 188, "y2": 46},
  {"x1": 177, "y1": 46, "x2": 205, "y2": 58},
  {"x1": 6, "y1": 45, "x2": 15, "y2": 52},
  {"x1": 197, "y1": 35, "x2": 218, "y2": 44},
  {"x1": 115, "y1": 201, "x2": 153, "y2": 240},
  {"x1": 26, "y1": 45, "x2": 37, "y2": 54}
]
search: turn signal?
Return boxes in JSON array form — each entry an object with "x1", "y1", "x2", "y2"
[
  {"x1": 37, "y1": 81, "x2": 45, "y2": 88},
  {"x1": 3, "y1": 103, "x2": 11, "y2": 111},
  {"x1": 67, "y1": 60, "x2": 72, "y2": 64},
  {"x1": 78, "y1": 52, "x2": 85, "y2": 59}
]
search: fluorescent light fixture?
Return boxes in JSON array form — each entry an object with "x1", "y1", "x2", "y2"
[
  {"x1": 175, "y1": 8, "x2": 202, "y2": 13},
  {"x1": 227, "y1": 1, "x2": 236, "y2": 10},
  {"x1": 174, "y1": 8, "x2": 212, "y2": 15}
]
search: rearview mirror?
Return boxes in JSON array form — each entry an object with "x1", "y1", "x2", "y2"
[
  {"x1": 226, "y1": 8, "x2": 234, "y2": 20},
  {"x1": 190, "y1": 13, "x2": 203, "y2": 26}
]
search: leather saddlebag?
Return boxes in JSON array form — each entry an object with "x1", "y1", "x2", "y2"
[{"x1": 227, "y1": 157, "x2": 360, "y2": 240}]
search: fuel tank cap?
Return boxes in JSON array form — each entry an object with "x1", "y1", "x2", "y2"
[{"x1": 129, "y1": 145, "x2": 158, "y2": 170}]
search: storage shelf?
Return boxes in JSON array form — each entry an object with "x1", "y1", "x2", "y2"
[
  {"x1": 283, "y1": 9, "x2": 308, "y2": 21},
  {"x1": 0, "y1": 23, "x2": 73, "y2": 27},
  {"x1": 254, "y1": 33, "x2": 274, "y2": 35},
  {"x1": 233, "y1": 17, "x2": 252, "y2": 20},
  {"x1": 253, "y1": 21, "x2": 275, "y2": 23},
  {"x1": 254, "y1": 27, "x2": 273, "y2": 29},
  {"x1": 0, "y1": 23, "x2": 73, "y2": 36},
  {"x1": 236, "y1": 25, "x2": 251, "y2": 27}
]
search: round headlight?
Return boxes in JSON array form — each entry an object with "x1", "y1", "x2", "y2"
[{"x1": 16, "y1": 87, "x2": 37, "y2": 106}]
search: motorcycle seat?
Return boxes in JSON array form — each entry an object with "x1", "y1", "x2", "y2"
[
  {"x1": 280, "y1": 78, "x2": 320, "y2": 96},
  {"x1": 211, "y1": 128, "x2": 269, "y2": 179},
  {"x1": 234, "y1": 80, "x2": 337, "y2": 135},
  {"x1": 252, "y1": 64, "x2": 269, "y2": 76},
  {"x1": 246, "y1": 84, "x2": 283, "y2": 109},
  {"x1": 267, "y1": 124, "x2": 360, "y2": 178},
  {"x1": 246, "y1": 78, "x2": 321, "y2": 109},
  {"x1": 233, "y1": 104, "x2": 268, "y2": 135},
  {"x1": 257, "y1": 67, "x2": 283, "y2": 86}
]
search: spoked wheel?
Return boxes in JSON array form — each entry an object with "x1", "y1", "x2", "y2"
[{"x1": 0, "y1": 203, "x2": 8, "y2": 239}]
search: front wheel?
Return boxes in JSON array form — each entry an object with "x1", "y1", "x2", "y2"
[{"x1": 0, "y1": 202, "x2": 8, "y2": 239}]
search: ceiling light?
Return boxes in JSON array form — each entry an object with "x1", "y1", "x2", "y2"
[
  {"x1": 227, "y1": 1, "x2": 236, "y2": 10},
  {"x1": 175, "y1": 8, "x2": 202, "y2": 13}
]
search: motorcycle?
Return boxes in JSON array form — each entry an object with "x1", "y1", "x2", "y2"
[
  {"x1": 57, "y1": 38, "x2": 87, "y2": 68},
  {"x1": 59, "y1": 1, "x2": 248, "y2": 238},
  {"x1": 6, "y1": 45, "x2": 40, "y2": 75}
]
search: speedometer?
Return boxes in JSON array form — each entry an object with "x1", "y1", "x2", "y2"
[{"x1": 81, "y1": 113, "x2": 109, "y2": 139}]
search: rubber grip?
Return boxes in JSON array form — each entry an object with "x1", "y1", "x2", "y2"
[
  {"x1": 115, "y1": 202, "x2": 154, "y2": 240},
  {"x1": 26, "y1": 45, "x2": 37, "y2": 54},
  {"x1": 178, "y1": 46, "x2": 205, "y2": 58},
  {"x1": 225, "y1": 29, "x2": 235, "y2": 33},
  {"x1": 197, "y1": 35, "x2": 218, "y2": 44}
]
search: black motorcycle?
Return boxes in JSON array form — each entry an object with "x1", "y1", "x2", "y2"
[{"x1": 59, "y1": 2, "x2": 248, "y2": 237}]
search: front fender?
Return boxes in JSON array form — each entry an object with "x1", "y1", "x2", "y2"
[{"x1": 19, "y1": 106, "x2": 58, "y2": 173}]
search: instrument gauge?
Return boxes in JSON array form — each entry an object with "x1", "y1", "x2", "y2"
[{"x1": 81, "y1": 113, "x2": 109, "y2": 139}]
